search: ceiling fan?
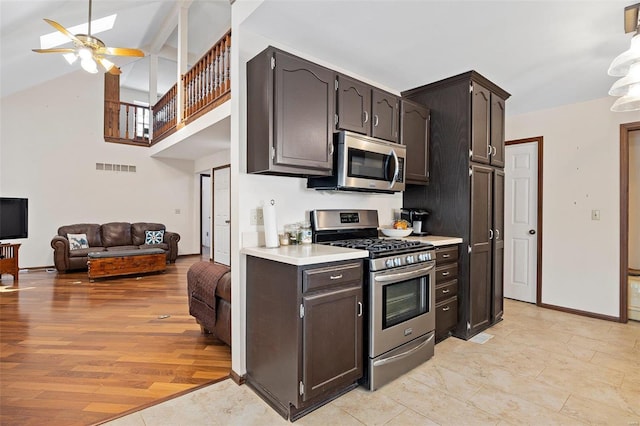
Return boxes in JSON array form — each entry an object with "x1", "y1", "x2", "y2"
[{"x1": 32, "y1": 0, "x2": 144, "y2": 75}]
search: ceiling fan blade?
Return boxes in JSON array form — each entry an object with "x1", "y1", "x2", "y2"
[
  {"x1": 32, "y1": 48, "x2": 77, "y2": 54},
  {"x1": 97, "y1": 47, "x2": 144, "y2": 57},
  {"x1": 43, "y1": 18, "x2": 83, "y2": 45}
]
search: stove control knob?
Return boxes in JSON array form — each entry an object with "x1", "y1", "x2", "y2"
[
  {"x1": 394, "y1": 258, "x2": 401, "y2": 267},
  {"x1": 386, "y1": 259, "x2": 394, "y2": 268},
  {"x1": 418, "y1": 253, "x2": 426, "y2": 262},
  {"x1": 406, "y1": 255, "x2": 413, "y2": 263}
]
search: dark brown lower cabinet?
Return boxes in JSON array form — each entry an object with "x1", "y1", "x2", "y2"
[
  {"x1": 246, "y1": 256, "x2": 363, "y2": 421},
  {"x1": 435, "y1": 245, "x2": 459, "y2": 341}
]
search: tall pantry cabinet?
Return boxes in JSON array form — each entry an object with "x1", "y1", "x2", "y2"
[{"x1": 402, "y1": 71, "x2": 510, "y2": 340}]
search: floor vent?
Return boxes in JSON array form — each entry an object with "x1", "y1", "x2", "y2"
[{"x1": 96, "y1": 163, "x2": 136, "y2": 172}]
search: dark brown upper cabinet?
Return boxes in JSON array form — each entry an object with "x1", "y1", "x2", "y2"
[
  {"x1": 247, "y1": 47, "x2": 335, "y2": 177},
  {"x1": 471, "y1": 82, "x2": 505, "y2": 167},
  {"x1": 336, "y1": 75, "x2": 399, "y2": 144},
  {"x1": 335, "y1": 75, "x2": 370, "y2": 135},
  {"x1": 400, "y1": 99, "x2": 430, "y2": 185},
  {"x1": 371, "y1": 88, "x2": 399, "y2": 143}
]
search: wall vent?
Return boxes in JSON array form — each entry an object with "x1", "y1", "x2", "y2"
[{"x1": 96, "y1": 163, "x2": 137, "y2": 172}]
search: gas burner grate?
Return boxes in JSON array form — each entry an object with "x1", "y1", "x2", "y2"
[{"x1": 327, "y1": 238, "x2": 423, "y2": 253}]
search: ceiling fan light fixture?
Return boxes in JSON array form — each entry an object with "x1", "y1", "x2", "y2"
[
  {"x1": 63, "y1": 52, "x2": 78, "y2": 65},
  {"x1": 78, "y1": 47, "x2": 93, "y2": 60},
  {"x1": 81, "y1": 56, "x2": 98, "y2": 74}
]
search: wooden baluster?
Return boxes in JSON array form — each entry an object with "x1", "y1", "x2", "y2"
[{"x1": 226, "y1": 33, "x2": 231, "y2": 93}]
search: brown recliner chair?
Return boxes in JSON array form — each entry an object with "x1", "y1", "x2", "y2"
[{"x1": 187, "y1": 261, "x2": 231, "y2": 346}]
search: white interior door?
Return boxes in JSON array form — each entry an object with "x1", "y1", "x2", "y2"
[
  {"x1": 201, "y1": 175, "x2": 211, "y2": 248},
  {"x1": 504, "y1": 142, "x2": 538, "y2": 303},
  {"x1": 213, "y1": 166, "x2": 231, "y2": 266}
]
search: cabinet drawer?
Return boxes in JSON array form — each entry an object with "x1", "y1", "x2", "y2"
[
  {"x1": 435, "y1": 263, "x2": 458, "y2": 284},
  {"x1": 435, "y1": 280, "x2": 458, "y2": 303},
  {"x1": 436, "y1": 297, "x2": 458, "y2": 339},
  {"x1": 303, "y1": 262, "x2": 362, "y2": 293},
  {"x1": 435, "y1": 246, "x2": 458, "y2": 264}
]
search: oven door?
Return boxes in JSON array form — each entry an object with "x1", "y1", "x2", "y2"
[
  {"x1": 369, "y1": 261, "x2": 435, "y2": 357},
  {"x1": 338, "y1": 132, "x2": 406, "y2": 192}
]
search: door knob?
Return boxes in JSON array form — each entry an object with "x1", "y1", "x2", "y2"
[{"x1": 529, "y1": 229, "x2": 536, "y2": 235}]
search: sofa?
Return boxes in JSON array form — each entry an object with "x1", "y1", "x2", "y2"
[
  {"x1": 51, "y1": 222, "x2": 180, "y2": 273},
  {"x1": 187, "y1": 261, "x2": 231, "y2": 346}
]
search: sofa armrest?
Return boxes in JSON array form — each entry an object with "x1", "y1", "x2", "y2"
[
  {"x1": 51, "y1": 236, "x2": 70, "y2": 272},
  {"x1": 163, "y1": 231, "x2": 180, "y2": 262}
]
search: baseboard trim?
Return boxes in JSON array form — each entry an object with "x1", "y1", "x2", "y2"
[
  {"x1": 538, "y1": 302, "x2": 620, "y2": 322},
  {"x1": 230, "y1": 369, "x2": 246, "y2": 385}
]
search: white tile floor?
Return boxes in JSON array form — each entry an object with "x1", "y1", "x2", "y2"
[{"x1": 104, "y1": 299, "x2": 640, "y2": 425}]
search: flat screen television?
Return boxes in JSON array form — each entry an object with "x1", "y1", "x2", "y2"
[{"x1": 0, "y1": 197, "x2": 28, "y2": 240}]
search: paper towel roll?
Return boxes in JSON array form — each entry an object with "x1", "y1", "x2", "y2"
[{"x1": 263, "y1": 200, "x2": 279, "y2": 248}]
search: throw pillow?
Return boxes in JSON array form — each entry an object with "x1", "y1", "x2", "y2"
[
  {"x1": 68, "y1": 233, "x2": 89, "y2": 250},
  {"x1": 145, "y1": 230, "x2": 164, "y2": 245}
]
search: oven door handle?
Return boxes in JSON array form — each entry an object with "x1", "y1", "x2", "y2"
[
  {"x1": 372, "y1": 333, "x2": 435, "y2": 367},
  {"x1": 373, "y1": 263, "x2": 435, "y2": 283}
]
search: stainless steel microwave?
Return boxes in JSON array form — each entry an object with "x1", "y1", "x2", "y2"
[{"x1": 307, "y1": 131, "x2": 406, "y2": 193}]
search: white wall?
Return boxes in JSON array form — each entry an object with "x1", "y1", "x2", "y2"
[
  {"x1": 630, "y1": 130, "x2": 640, "y2": 270},
  {"x1": 0, "y1": 70, "x2": 199, "y2": 268},
  {"x1": 506, "y1": 96, "x2": 638, "y2": 317}
]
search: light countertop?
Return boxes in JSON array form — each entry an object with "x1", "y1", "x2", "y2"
[
  {"x1": 241, "y1": 244, "x2": 369, "y2": 266},
  {"x1": 241, "y1": 235, "x2": 462, "y2": 266},
  {"x1": 405, "y1": 235, "x2": 463, "y2": 246}
]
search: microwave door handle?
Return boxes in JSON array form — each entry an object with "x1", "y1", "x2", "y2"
[{"x1": 389, "y1": 149, "x2": 399, "y2": 188}]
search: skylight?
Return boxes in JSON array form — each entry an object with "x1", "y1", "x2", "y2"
[{"x1": 40, "y1": 14, "x2": 117, "y2": 49}]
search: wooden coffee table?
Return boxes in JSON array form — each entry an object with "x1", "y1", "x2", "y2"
[{"x1": 87, "y1": 248, "x2": 166, "y2": 280}]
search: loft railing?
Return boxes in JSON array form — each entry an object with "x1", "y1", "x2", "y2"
[
  {"x1": 151, "y1": 29, "x2": 232, "y2": 144},
  {"x1": 182, "y1": 30, "x2": 231, "y2": 123},
  {"x1": 152, "y1": 83, "x2": 178, "y2": 142},
  {"x1": 104, "y1": 100, "x2": 151, "y2": 146},
  {"x1": 104, "y1": 29, "x2": 231, "y2": 146}
]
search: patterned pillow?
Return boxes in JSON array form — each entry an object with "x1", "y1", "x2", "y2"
[
  {"x1": 68, "y1": 233, "x2": 89, "y2": 250},
  {"x1": 145, "y1": 230, "x2": 165, "y2": 245}
]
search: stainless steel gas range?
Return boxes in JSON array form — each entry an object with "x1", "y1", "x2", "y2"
[{"x1": 311, "y1": 209, "x2": 436, "y2": 390}]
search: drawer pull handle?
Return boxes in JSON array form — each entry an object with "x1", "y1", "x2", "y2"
[
  {"x1": 442, "y1": 254, "x2": 451, "y2": 258},
  {"x1": 358, "y1": 301, "x2": 363, "y2": 317},
  {"x1": 442, "y1": 289, "x2": 450, "y2": 294},
  {"x1": 442, "y1": 271, "x2": 450, "y2": 276},
  {"x1": 330, "y1": 274, "x2": 343, "y2": 280},
  {"x1": 442, "y1": 306, "x2": 450, "y2": 312}
]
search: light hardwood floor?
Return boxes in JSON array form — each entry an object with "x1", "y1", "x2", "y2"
[
  {"x1": 0, "y1": 254, "x2": 231, "y2": 426},
  {"x1": 106, "y1": 299, "x2": 640, "y2": 426}
]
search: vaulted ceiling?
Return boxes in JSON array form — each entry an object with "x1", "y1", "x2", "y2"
[
  {"x1": 1, "y1": 0, "x2": 231, "y2": 99},
  {"x1": 1, "y1": 0, "x2": 635, "y2": 118}
]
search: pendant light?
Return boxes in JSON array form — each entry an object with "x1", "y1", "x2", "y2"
[{"x1": 608, "y1": 3, "x2": 640, "y2": 112}]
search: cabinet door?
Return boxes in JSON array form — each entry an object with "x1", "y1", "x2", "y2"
[
  {"x1": 492, "y1": 169, "x2": 505, "y2": 322},
  {"x1": 336, "y1": 75, "x2": 371, "y2": 135},
  {"x1": 469, "y1": 165, "x2": 493, "y2": 334},
  {"x1": 400, "y1": 99, "x2": 430, "y2": 185},
  {"x1": 371, "y1": 88, "x2": 399, "y2": 143},
  {"x1": 490, "y1": 95, "x2": 506, "y2": 167},
  {"x1": 471, "y1": 82, "x2": 491, "y2": 165},
  {"x1": 274, "y1": 51, "x2": 334, "y2": 173},
  {"x1": 302, "y1": 284, "x2": 362, "y2": 402}
]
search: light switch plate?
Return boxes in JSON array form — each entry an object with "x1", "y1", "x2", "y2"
[{"x1": 591, "y1": 210, "x2": 600, "y2": 220}]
